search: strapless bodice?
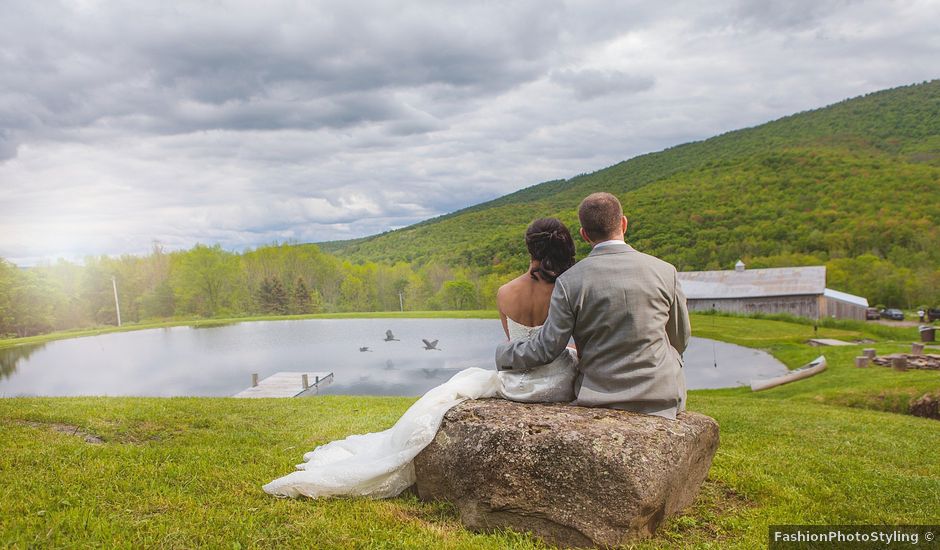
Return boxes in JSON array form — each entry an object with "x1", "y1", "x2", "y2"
[
  {"x1": 498, "y1": 317, "x2": 577, "y2": 403},
  {"x1": 507, "y1": 317, "x2": 542, "y2": 339}
]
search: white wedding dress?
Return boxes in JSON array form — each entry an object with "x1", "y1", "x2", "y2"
[{"x1": 262, "y1": 318, "x2": 578, "y2": 499}]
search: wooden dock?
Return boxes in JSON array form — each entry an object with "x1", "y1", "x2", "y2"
[
  {"x1": 808, "y1": 338, "x2": 854, "y2": 347},
  {"x1": 233, "y1": 371, "x2": 333, "y2": 398}
]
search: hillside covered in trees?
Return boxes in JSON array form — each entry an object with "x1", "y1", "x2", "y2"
[{"x1": 324, "y1": 80, "x2": 940, "y2": 308}]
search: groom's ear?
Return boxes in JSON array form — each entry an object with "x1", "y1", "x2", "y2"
[
  {"x1": 621, "y1": 216, "x2": 628, "y2": 234},
  {"x1": 579, "y1": 227, "x2": 592, "y2": 244}
]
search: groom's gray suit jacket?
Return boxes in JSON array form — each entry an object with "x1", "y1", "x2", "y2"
[{"x1": 495, "y1": 242, "x2": 690, "y2": 419}]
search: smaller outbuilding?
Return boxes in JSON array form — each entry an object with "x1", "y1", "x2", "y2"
[
  {"x1": 821, "y1": 288, "x2": 871, "y2": 321},
  {"x1": 678, "y1": 262, "x2": 869, "y2": 321}
]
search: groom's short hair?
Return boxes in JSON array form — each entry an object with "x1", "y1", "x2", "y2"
[{"x1": 578, "y1": 192, "x2": 623, "y2": 241}]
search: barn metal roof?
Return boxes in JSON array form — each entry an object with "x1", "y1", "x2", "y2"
[
  {"x1": 678, "y1": 265, "x2": 827, "y2": 299},
  {"x1": 823, "y1": 288, "x2": 869, "y2": 307}
]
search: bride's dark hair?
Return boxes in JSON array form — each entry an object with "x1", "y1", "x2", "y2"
[{"x1": 525, "y1": 218, "x2": 576, "y2": 283}]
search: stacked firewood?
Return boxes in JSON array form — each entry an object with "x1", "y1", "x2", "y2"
[{"x1": 872, "y1": 353, "x2": 940, "y2": 371}]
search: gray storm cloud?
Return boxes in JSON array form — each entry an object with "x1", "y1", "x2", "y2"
[{"x1": 0, "y1": 0, "x2": 938, "y2": 264}]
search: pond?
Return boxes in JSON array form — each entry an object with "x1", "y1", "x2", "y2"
[{"x1": 0, "y1": 319, "x2": 788, "y2": 397}]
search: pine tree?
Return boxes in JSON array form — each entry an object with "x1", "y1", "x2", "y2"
[
  {"x1": 257, "y1": 277, "x2": 289, "y2": 315},
  {"x1": 291, "y1": 277, "x2": 312, "y2": 314},
  {"x1": 256, "y1": 278, "x2": 274, "y2": 314},
  {"x1": 268, "y1": 277, "x2": 289, "y2": 315}
]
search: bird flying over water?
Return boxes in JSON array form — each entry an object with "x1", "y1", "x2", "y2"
[
  {"x1": 384, "y1": 330, "x2": 399, "y2": 342},
  {"x1": 359, "y1": 346, "x2": 372, "y2": 352},
  {"x1": 422, "y1": 339, "x2": 441, "y2": 351}
]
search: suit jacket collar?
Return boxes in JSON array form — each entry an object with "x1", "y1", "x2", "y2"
[{"x1": 587, "y1": 242, "x2": 635, "y2": 257}]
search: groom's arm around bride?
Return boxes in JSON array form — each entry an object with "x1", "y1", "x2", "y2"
[{"x1": 495, "y1": 192, "x2": 690, "y2": 420}]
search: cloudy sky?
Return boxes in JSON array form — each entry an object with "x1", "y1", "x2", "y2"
[{"x1": 1, "y1": 0, "x2": 938, "y2": 265}]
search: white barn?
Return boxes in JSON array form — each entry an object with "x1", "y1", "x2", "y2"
[{"x1": 677, "y1": 262, "x2": 869, "y2": 320}]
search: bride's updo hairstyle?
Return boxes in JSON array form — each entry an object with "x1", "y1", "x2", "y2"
[{"x1": 525, "y1": 218, "x2": 576, "y2": 283}]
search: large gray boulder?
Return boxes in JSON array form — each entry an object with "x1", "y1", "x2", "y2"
[{"x1": 413, "y1": 399, "x2": 719, "y2": 548}]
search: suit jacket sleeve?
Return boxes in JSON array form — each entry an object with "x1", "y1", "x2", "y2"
[
  {"x1": 495, "y1": 278, "x2": 575, "y2": 371},
  {"x1": 667, "y1": 271, "x2": 691, "y2": 354}
]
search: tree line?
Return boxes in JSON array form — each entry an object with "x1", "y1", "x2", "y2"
[
  {"x1": 2, "y1": 232, "x2": 937, "y2": 340},
  {"x1": 0, "y1": 243, "x2": 505, "y2": 338}
]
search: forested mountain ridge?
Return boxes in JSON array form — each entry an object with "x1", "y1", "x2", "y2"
[{"x1": 323, "y1": 81, "x2": 940, "y2": 306}]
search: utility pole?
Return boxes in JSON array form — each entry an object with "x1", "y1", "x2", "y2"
[{"x1": 112, "y1": 276, "x2": 122, "y2": 327}]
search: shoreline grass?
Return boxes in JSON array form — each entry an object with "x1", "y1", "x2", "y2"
[
  {"x1": 1, "y1": 308, "x2": 921, "y2": 351},
  {"x1": 0, "y1": 310, "x2": 500, "y2": 349}
]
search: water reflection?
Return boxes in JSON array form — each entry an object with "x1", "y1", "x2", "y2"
[
  {"x1": 682, "y1": 338, "x2": 788, "y2": 389},
  {"x1": 0, "y1": 343, "x2": 47, "y2": 380},
  {"x1": 0, "y1": 319, "x2": 788, "y2": 397}
]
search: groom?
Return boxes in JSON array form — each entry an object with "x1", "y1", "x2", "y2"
[{"x1": 496, "y1": 192, "x2": 690, "y2": 419}]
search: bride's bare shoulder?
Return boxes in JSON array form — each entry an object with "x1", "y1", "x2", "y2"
[
  {"x1": 497, "y1": 274, "x2": 532, "y2": 301},
  {"x1": 498, "y1": 273, "x2": 555, "y2": 326},
  {"x1": 497, "y1": 274, "x2": 525, "y2": 292}
]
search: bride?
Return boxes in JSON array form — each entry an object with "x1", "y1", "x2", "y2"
[{"x1": 263, "y1": 218, "x2": 579, "y2": 499}]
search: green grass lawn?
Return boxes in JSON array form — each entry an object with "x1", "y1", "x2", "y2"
[{"x1": 1, "y1": 314, "x2": 938, "y2": 548}]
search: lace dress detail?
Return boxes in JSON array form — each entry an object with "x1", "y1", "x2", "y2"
[
  {"x1": 263, "y1": 367, "x2": 500, "y2": 499},
  {"x1": 497, "y1": 318, "x2": 577, "y2": 403},
  {"x1": 263, "y1": 319, "x2": 578, "y2": 500}
]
